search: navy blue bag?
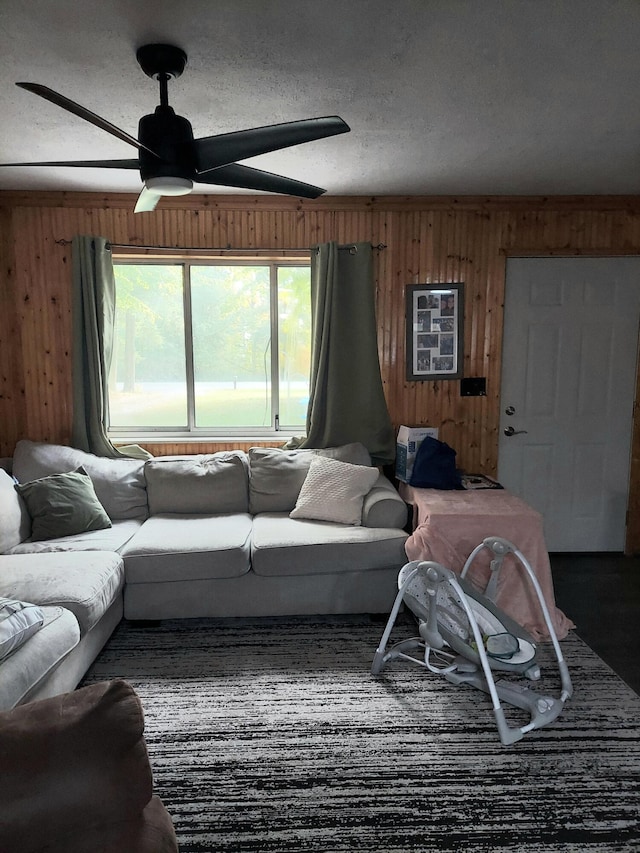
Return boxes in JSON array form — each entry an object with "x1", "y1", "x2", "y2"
[{"x1": 409, "y1": 436, "x2": 463, "y2": 490}]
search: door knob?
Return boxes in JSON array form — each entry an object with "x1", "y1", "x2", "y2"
[{"x1": 504, "y1": 425, "x2": 528, "y2": 436}]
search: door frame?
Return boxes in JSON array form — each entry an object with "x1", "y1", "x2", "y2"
[{"x1": 500, "y1": 249, "x2": 640, "y2": 555}]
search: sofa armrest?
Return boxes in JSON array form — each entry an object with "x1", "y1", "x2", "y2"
[
  {"x1": 32, "y1": 795, "x2": 179, "y2": 853},
  {"x1": 0, "y1": 679, "x2": 177, "y2": 853},
  {"x1": 0, "y1": 469, "x2": 31, "y2": 553},
  {"x1": 361, "y1": 474, "x2": 409, "y2": 529}
]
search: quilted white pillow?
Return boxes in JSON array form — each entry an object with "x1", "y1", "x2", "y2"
[
  {"x1": 0, "y1": 598, "x2": 45, "y2": 660},
  {"x1": 290, "y1": 455, "x2": 379, "y2": 525}
]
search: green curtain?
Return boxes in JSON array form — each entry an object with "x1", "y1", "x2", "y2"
[
  {"x1": 300, "y1": 241, "x2": 395, "y2": 466},
  {"x1": 71, "y1": 235, "x2": 150, "y2": 459}
]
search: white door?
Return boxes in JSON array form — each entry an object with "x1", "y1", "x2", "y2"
[{"x1": 498, "y1": 257, "x2": 640, "y2": 552}]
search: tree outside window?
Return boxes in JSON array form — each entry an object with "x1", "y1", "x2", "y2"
[{"x1": 109, "y1": 260, "x2": 311, "y2": 436}]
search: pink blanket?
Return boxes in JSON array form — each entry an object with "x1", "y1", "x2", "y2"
[{"x1": 400, "y1": 485, "x2": 575, "y2": 641}]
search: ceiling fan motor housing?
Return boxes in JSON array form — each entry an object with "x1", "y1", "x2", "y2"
[{"x1": 138, "y1": 107, "x2": 196, "y2": 181}]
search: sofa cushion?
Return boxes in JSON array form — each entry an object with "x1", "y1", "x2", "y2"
[
  {"x1": 7, "y1": 519, "x2": 143, "y2": 556},
  {"x1": 12, "y1": 441, "x2": 148, "y2": 522},
  {"x1": 248, "y1": 442, "x2": 372, "y2": 514},
  {"x1": 145, "y1": 452, "x2": 249, "y2": 514},
  {"x1": 0, "y1": 469, "x2": 31, "y2": 552},
  {"x1": 251, "y1": 513, "x2": 408, "y2": 577},
  {"x1": 15, "y1": 468, "x2": 112, "y2": 542},
  {"x1": 123, "y1": 514, "x2": 252, "y2": 582},
  {"x1": 0, "y1": 605, "x2": 80, "y2": 710},
  {"x1": 290, "y1": 456, "x2": 379, "y2": 525},
  {"x1": 0, "y1": 551, "x2": 125, "y2": 635}
]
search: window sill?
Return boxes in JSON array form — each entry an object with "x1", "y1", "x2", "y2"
[{"x1": 108, "y1": 431, "x2": 305, "y2": 445}]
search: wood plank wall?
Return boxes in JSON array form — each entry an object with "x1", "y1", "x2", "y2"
[{"x1": 3, "y1": 191, "x2": 640, "y2": 550}]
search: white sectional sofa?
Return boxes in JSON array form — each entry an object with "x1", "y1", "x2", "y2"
[{"x1": 0, "y1": 440, "x2": 409, "y2": 709}]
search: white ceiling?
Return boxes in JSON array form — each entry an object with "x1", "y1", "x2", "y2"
[{"x1": 1, "y1": 0, "x2": 639, "y2": 198}]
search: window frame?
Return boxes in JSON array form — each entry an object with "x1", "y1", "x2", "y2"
[{"x1": 108, "y1": 255, "x2": 312, "y2": 442}]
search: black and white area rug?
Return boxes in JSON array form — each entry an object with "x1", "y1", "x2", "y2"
[{"x1": 82, "y1": 616, "x2": 640, "y2": 852}]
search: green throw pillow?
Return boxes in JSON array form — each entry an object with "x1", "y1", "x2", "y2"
[{"x1": 15, "y1": 467, "x2": 112, "y2": 542}]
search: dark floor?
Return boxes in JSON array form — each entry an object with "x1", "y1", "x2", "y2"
[{"x1": 551, "y1": 552, "x2": 640, "y2": 695}]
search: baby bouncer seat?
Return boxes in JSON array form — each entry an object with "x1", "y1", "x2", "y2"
[{"x1": 372, "y1": 537, "x2": 573, "y2": 745}]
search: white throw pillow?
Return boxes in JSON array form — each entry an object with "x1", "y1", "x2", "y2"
[
  {"x1": 290, "y1": 456, "x2": 379, "y2": 525},
  {"x1": 0, "y1": 597, "x2": 45, "y2": 660}
]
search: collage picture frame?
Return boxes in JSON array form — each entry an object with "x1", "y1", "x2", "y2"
[{"x1": 405, "y1": 283, "x2": 464, "y2": 380}]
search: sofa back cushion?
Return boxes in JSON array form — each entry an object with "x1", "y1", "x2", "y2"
[
  {"x1": 12, "y1": 441, "x2": 148, "y2": 522},
  {"x1": 248, "y1": 443, "x2": 372, "y2": 514},
  {"x1": 145, "y1": 452, "x2": 249, "y2": 515},
  {"x1": 0, "y1": 470, "x2": 31, "y2": 552}
]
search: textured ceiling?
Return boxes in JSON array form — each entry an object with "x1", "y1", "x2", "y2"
[{"x1": 1, "y1": 0, "x2": 639, "y2": 198}]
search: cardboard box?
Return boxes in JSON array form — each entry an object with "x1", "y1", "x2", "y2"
[{"x1": 395, "y1": 425, "x2": 439, "y2": 483}]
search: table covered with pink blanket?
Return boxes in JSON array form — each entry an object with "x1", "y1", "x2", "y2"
[{"x1": 400, "y1": 484, "x2": 574, "y2": 641}]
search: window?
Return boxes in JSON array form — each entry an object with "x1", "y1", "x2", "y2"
[{"x1": 108, "y1": 259, "x2": 311, "y2": 438}]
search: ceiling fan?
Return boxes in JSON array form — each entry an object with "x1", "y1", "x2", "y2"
[{"x1": 1, "y1": 43, "x2": 350, "y2": 212}]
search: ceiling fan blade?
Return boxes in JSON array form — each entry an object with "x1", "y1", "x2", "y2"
[
  {"x1": 16, "y1": 83, "x2": 158, "y2": 157},
  {"x1": 134, "y1": 186, "x2": 161, "y2": 213},
  {"x1": 0, "y1": 158, "x2": 140, "y2": 169},
  {"x1": 196, "y1": 163, "x2": 325, "y2": 198},
  {"x1": 195, "y1": 116, "x2": 350, "y2": 174}
]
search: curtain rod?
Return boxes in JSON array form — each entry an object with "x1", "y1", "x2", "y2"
[{"x1": 54, "y1": 239, "x2": 387, "y2": 252}]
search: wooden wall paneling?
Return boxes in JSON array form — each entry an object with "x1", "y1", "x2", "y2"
[
  {"x1": 381, "y1": 211, "x2": 403, "y2": 422},
  {"x1": 443, "y1": 213, "x2": 461, "y2": 447},
  {"x1": 15, "y1": 208, "x2": 70, "y2": 445},
  {"x1": 411, "y1": 209, "x2": 428, "y2": 430},
  {"x1": 190, "y1": 208, "x2": 205, "y2": 246},
  {"x1": 393, "y1": 209, "x2": 417, "y2": 427},
  {"x1": 0, "y1": 206, "x2": 25, "y2": 456},
  {"x1": 374, "y1": 211, "x2": 395, "y2": 412},
  {"x1": 184, "y1": 207, "x2": 202, "y2": 248},
  {"x1": 584, "y1": 210, "x2": 598, "y2": 248},
  {"x1": 587, "y1": 210, "x2": 600, "y2": 247},
  {"x1": 626, "y1": 210, "x2": 640, "y2": 249},
  {"x1": 3, "y1": 191, "x2": 640, "y2": 547},
  {"x1": 45, "y1": 219, "x2": 73, "y2": 443},
  {"x1": 457, "y1": 211, "x2": 480, "y2": 470},
  {"x1": 16, "y1": 209, "x2": 41, "y2": 440},
  {"x1": 256, "y1": 208, "x2": 271, "y2": 247},
  {"x1": 436, "y1": 209, "x2": 459, "y2": 446},
  {"x1": 208, "y1": 207, "x2": 224, "y2": 246},
  {"x1": 408, "y1": 211, "x2": 432, "y2": 439},
  {"x1": 438, "y1": 208, "x2": 454, "y2": 282},
  {"x1": 332, "y1": 209, "x2": 361, "y2": 244},
  {"x1": 610, "y1": 211, "x2": 627, "y2": 248},
  {"x1": 582, "y1": 210, "x2": 594, "y2": 247}
]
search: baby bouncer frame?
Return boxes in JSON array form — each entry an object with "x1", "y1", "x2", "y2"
[{"x1": 372, "y1": 537, "x2": 573, "y2": 745}]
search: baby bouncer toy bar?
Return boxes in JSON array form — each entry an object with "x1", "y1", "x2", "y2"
[{"x1": 371, "y1": 537, "x2": 573, "y2": 746}]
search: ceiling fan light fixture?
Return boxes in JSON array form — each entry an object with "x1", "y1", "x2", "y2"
[{"x1": 145, "y1": 176, "x2": 193, "y2": 196}]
